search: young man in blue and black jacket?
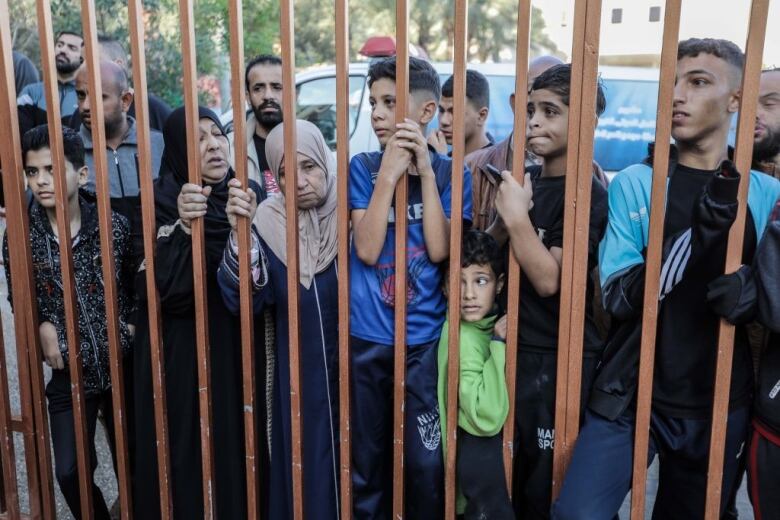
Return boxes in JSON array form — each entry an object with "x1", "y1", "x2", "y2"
[{"x1": 552, "y1": 39, "x2": 780, "y2": 520}]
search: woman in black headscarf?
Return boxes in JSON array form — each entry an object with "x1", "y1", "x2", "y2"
[{"x1": 133, "y1": 106, "x2": 268, "y2": 518}]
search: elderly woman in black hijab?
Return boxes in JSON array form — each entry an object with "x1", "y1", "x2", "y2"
[{"x1": 133, "y1": 106, "x2": 268, "y2": 518}]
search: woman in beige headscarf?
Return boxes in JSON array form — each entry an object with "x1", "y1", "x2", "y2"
[{"x1": 218, "y1": 119, "x2": 340, "y2": 519}]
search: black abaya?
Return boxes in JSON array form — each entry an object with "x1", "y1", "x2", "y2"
[{"x1": 132, "y1": 107, "x2": 267, "y2": 518}]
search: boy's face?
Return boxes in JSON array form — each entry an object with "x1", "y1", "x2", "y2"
[
  {"x1": 526, "y1": 88, "x2": 569, "y2": 159},
  {"x1": 24, "y1": 147, "x2": 87, "y2": 209},
  {"x1": 369, "y1": 78, "x2": 436, "y2": 146},
  {"x1": 437, "y1": 97, "x2": 484, "y2": 145},
  {"x1": 458, "y1": 263, "x2": 504, "y2": 323},
  {"x1": 672, "y1": 53, "x2": 741, "y2": 145}
]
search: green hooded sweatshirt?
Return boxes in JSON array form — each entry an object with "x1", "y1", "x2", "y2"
[
  {"x1": 437, "y1": 314, "x2": 509, "y2": 457},
  {"x1": 437, "y1": 314, "x2": 510, "y2": 513}
]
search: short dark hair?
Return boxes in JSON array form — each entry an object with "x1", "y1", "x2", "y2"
[
  {"x1": 461, "y1": 229, "x2": 504, "y2": 278},
  {"x1": 56, "y1": 31, "x2": 84, "y2": 46},
  {"x1": 97, "y1": 34, "x2": 128, "y2": 65},
  {"x1": 245, "y1": 54, "x2": 282, "y2": 90},
  {"x1": 367, "y1": 56, "x2": 441, "y2": 101},
  {"x1": 531, "y1": 63, "x2": 607, "y2": 117},
  {"x1": 442, "y1": 69, "x2": 490, "y2": 110},
  {"x1": 678, "y1": 38, "x2": 745, "y2": 83},
  {"x1": 22, "y1": 125, "x2": 85, "y2": 170}
]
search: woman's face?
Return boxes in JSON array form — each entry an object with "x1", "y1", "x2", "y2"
[
  {"x1": 278, "y1": 152, "x2": 328, "y2": 210},
  {"x1": 198, "y1": 118, "x2": 230, "y2": 184}
]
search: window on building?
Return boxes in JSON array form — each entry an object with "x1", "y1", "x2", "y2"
[
  {"x1": 649, "y1": 6, "x2": 661, "y2": 22},
  {"x1": 611, "y1": 8, "x2": 623, "y2": 24}
]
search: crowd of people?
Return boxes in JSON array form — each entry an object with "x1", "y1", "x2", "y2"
[{"x1": 4, "y1": 29, "x2": 780, "y2": 520}]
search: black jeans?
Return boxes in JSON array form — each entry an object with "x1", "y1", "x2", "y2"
[
  {"x1": 457, "y1": 429, "x2": 513, "y2": 519},
  {"x1": 46, "y1": 370, "x2": 114, "y2": 520}
]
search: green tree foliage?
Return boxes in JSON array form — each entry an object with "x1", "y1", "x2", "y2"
[{"x1": 10, "y1": 0, "x2": 559, "y2": 108}]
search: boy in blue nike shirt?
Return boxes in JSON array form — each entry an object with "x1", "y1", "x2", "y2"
[{"x1": 349, "y1": 56, "x2": 472, "y2": 519}]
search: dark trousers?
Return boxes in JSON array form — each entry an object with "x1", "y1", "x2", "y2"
[
  {"x1": 456, "y1": 429, "x2": 513, "y2": 519},
  {"x1": 512, "y1": 352, "x2": 599, "y2": 520},
  {"x1": 551, "y1": 407, "x2": 749, "y2": 520},
  {"x1": 46, "y1": 370, "x2": 115, "y2": 520},
  {"x1": 350, "y1": 336, "x2": 444, "y2": 520},
  {"x1": 747, "y1": 419, "x2": 780, "y2": 520}
]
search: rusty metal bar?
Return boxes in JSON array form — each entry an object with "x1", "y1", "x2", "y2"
[
  {"x1": 225, "y1": 1, "x2": 261, "y2": 517},
  {"x1": 78, "y1": 3, "x2": 134, "y2": 517},
  {"x1": 502, "y1": 0, "x2": 532, "y2": 491},
  {"x1": 177, "y1": 0, "x2": 217, "y2": 516},
  {"x1": 550, "y1": 0, "x2": 587, "y2": 492},
  {"x1": 443, "y1": 0, "x2": 468, "y2": 516},
  {"x1": 35, "y1": 0, "x2": 95, "y2": 516},
  {"x1": 335, "y1": 0, "x2": 353, "y2": 514},
  {"x1": 629, "y1": 1, "x2": 681, "y2": 517},
  {"x1": 392, "y1": 0, "x2": 410, "y2": 515},
  {"x1": 0, "y1": 5, "x2": 49, "y2": 517},
  {"x1": 0, "y1": 26, "x2": 54, "y2": 520},
  {"x1": 551, "y1": 0, "x2": 602, "y2": 499},
  {"x1": 126, "y1": 0, "x2": 174, "y2": 515},
  {"x1": 278, "y1": 0, "x2": 304, "y2": 517},
  {"x1": 705, "y1": 0, "x2": 770, "y2": 516}
]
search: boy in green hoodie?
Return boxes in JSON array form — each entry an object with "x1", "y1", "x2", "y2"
[{"x1": 438, "y1": 229, "x2": 513, "y2": 518}]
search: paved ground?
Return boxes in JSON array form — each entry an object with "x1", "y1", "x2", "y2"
[{"x1": 0, "y1": 237, "x2": 755, "y2": 517}]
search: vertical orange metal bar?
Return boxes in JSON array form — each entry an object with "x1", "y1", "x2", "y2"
[
  {"x1": 225, "y1": 1, "x2": 261, "y2": 517},
  {"x1": 35, "y1": 0, "x2": 95, "y2": 517},
  {"x1": 629, "y1": 2, "x2": 681, "y2": 518},
  {"x1": 550, "y1": 1, "x2": 586, "y2": 490},
  {"x1": 443, "y1": 0, "x2": 467, "y2": 516},
  {"x1": 278, "y1": 0, "x2": 304, "y2": 517},
  {"x1": 335, "y1": 0, "x2": 352, "y2": 515},
  {"x1": 0, "y1": 3, "x2": 56, "y2": 517},
  {"x1": 392, "y1": 0, "x2": 409, "y2": 516},
  {"x1": 126, "y1": 0, "x2": 174, "y2": 516},
  {"x1": 502, "y1": 0, "x2": 531, "y2": 491},
  {"x1": 551, "y1": 0, "x2": 602, "y2": 499},
  {"x1": 704, "y1": 1, "x2": 769, "y2": 517},
  {"x1": 178, "y1": 0, "x2": 217, "y2": 516},
  {"x1": 78, "y1": 3, "x2": 134, "y2": 517}
]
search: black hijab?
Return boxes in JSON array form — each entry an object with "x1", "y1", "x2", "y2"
[{"x1": 154, "y1": 106, "x2": 235, "y2": 262}]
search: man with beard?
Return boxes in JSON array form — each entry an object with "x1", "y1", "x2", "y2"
[
  {"x1": 66, "y1": 35, "x2": 172, "y2": 132},
  {"x1": 17, "y1": 31, "x2": 83, "y2": 117},
  {"x1": 229, "y1": 54, "x2": 284, "y2": 198},
  {"x1": 75, "y1": 61, "x2": 164, "y2": 274},
  {"x1": 754, "y1": 68, "x2": 780, "y2": 178}
]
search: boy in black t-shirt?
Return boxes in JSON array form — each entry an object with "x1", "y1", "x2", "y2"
[
  {"x1": 553, "y1": 39, "x2": 780, "y2": 520},
  {"x1": 490, "y1": 64, "x2": 608, "y2": 520}
]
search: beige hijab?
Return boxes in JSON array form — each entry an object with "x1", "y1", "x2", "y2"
[{"x1": 254, "y1": 120, "x2": 338, "y2": 289}]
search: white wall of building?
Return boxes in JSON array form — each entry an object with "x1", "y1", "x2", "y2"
[{"x1": 533, "y1": 0, "x2": 780, "y2": 67}]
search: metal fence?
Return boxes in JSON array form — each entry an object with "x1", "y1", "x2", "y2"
[{"x1": 0, "y1": 0, "x2": 772, "y2": 517}]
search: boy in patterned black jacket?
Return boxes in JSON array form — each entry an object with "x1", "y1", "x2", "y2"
[{"x1": 2, "y1": 125, "x2": 135, "y2": 520}]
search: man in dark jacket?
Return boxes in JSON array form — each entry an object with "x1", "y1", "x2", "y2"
[
  {"x1": 706, "y1": 68, "x2": 780, "y2": 520},
  {"x1": 17, "y1": 31, "x2": 82, "y2": 117},
  {"x1": 708, "y1": 199, "x2": 780, "y2": 520},
  {"x1": 65, "y1": 35, "x2": 172, "y2": 132},
  {"x1": 75, "y1": 60, "x2": 164, "y2": 274},
  {"x1": 552, "y1": 39, "x2": 780, "y2": 520}
]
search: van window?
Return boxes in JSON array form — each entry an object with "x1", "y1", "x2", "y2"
[{"x1": 297, "y1": 75, "x2": 365, "y2": 150}]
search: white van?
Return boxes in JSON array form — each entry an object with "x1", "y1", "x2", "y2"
[
  {"x1": 221, "y1": 61, "x2": 518, "y2": 156},
  {"x1": 223, "y1": 63, "x2": 678, "y2": 174}
]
